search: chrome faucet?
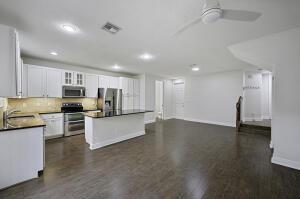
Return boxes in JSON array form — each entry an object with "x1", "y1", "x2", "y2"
[{"x1": 3, "y1": 108, "x2": 20, "y2": 120}]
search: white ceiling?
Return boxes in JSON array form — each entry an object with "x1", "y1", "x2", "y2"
[{"x1": 0, "y1": 0, "x2": 299, "y2": 77}]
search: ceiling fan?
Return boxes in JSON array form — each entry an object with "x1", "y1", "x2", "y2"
[{"x1": 174, "y1": 0, "x2": 261, "y2": 36}]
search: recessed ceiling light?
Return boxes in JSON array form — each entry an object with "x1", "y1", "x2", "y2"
[
  {"x1": 139, "y1": 53, "x2": 154, "y2": 61},
  {"x1": 112, "y1": 64, "x2": 121, "y2": 70},
  {"x1": 50, "y1": 51, "x2": 58, "y2": 56},
  {"x1": 61, "y1": 24, "x2": 78, "y2": 33},
  {"x1": 191, "y1": 64, "x2": 200, "y2": 71}
]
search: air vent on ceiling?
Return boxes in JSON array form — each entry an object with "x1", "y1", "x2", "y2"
[{"x1": 102, "y1": 22, "x2": 121, "y2": 34}]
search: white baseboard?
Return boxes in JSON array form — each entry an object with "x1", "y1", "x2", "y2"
[
  {"x1": 144, "y1": 119, "x2": 155, "y2": 124},
  {"x1": 271, "y1": 156, "x2": 300, "y2": 170},
  {"x1": 90, "y1": 131, "x2": 145, "y2": 150},
  {"x1": 184, "y1": 118, "x2": 235, "y2": 127}
]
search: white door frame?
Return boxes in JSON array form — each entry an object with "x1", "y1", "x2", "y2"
[{"x1": 155, "y1": 80, "x2": 164, "y2": 120}]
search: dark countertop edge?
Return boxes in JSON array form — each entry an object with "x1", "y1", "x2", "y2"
[
  {"x1": 84, "y1": 110, "x2": 154, "y2": 118},
  {"x1": 0, "y1": 124, "x2": 46, "y2": 132},
  {"x1": 39, "y1": 110, "x2": 100, "y2": 114}
]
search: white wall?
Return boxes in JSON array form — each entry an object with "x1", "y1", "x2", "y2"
[
  {"x1": 139, "y1": 74, "x2": 164, "y2": 123},
  {"x1": 184, "y1": 71, "x2": 243, "y2": 127},
  {"x1": 229, "y1": 28, "x2": 300, "y2": 170}
]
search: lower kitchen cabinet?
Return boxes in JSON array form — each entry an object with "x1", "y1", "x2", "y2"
[{"x1": 41, "y1": 113, "x2": 64, "y2": 139}]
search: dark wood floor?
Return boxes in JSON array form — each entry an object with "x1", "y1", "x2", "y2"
[{"x1": 1, "y1": 119, "x2": 300, "y2": 199}]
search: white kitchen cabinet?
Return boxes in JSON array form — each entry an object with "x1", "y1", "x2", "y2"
[
  {"x1": 41, "y1": 113, "x2": 64, "y2": 139},
  {"x1": 62, "y1": 71, "x2": 85, "y2": 86},
  {"x1": 119, "y1": 77, "x2": 137, "y2": 110},
  {"x1": 27, "y1": 65, "x2": 46, "y2": 97},
  {"x1": 0, "y1": 127, "x2": 44, "y2": 189},
  {"x1": 109, "y1": 76, "x2": 120, "y2": 89},
  {"x1": 86, "y1": 74, "x2": 99, "y2": 98},
  {"x1": 62, "y1": 70, "x2": 73, "y2": 85},
  {"x1": 119, "y1": 77, "x2": 129, "y2": 96},
  {"x1": 98, "y1": 75, "x2": 109, "y2": 88},
  {"x1": 27, "y1": 65, "x2": 62, "y2": 97},
  {"x1": 74, "y1": 72, "x2": 85, "y2": 86},
  {"x1": 133, "y1": 79, "x2": 140, "y2": 109},
  {"x1": 0, "y1": 24, "x2": 22, "y2": 97},
  {"x1": 46, "y1": 68, "x2": 62, "y2": 97}
]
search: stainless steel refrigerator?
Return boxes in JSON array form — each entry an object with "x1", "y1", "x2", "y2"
[{"x1": 97, "y1": 88, "x2": 122, "y2": 111}]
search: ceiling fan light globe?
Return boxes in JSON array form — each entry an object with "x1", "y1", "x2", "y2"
[{"x1": 202, "y1": 8, "x2": 222, "y2": 24}]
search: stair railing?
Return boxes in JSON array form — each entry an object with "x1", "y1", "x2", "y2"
[{"x1": 236, "y1": 96, "x2": 242, "y2": 134}]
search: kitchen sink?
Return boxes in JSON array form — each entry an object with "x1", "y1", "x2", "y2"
[{"x1": 8, "y1": 115, "x2": 35, "y2": 119}]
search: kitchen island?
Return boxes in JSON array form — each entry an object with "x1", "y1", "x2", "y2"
[{"x1": 84, "y1": 109, "x2": 153, "y2": 150}]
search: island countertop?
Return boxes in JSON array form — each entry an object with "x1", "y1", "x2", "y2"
[{"x1": 84, "y1": 109, "x2": 153, "y2": 118}]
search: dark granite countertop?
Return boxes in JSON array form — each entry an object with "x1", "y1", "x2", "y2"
[
  {"x1": 38, "y1": 109, "x2": 101, "y2": 114},
  {"x1": 84, "y1": 109, "x2": 153, "y2": 118},
  {"x1": 0, "y1": 113, "x2": 46, "y2": 132}
]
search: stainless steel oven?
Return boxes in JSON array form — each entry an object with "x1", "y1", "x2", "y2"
[
  {"x1": 61, "y1": 102, "x2": 85, "y2": 137},
  {"x1": 64, "y1": 112, "x2": 84, "y2": 136},
  {"x1": 62, "y1": 86, "x2": 86, "y2": 98}
]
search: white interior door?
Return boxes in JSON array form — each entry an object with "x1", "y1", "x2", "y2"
[{"x1": 174, "y1": 83, "x2": 185, "y2": 119}]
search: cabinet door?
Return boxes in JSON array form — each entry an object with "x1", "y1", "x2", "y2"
[
  {"x1": 133, "y1": 79, "x2": 140, "y2": 96},
  {"x1": 74, "y1": 72, "x2": 85, "y2": 86},
  {"x1": 120, "y1": 77, "x2": 128, "y2": 96},
  {"x1": 128, "y1": 96, "x2": 134, "y2": 110},
  {"x1": 86, "y1": 74, "x2": 98, "y2": 98},
  {"x1": 27, "y1": 65, "x2": 46, "y2": 97},
  {"x1": 42, "y1": 114, "x2": 63, "y2": 138},
  {"x1": 46, "y1": 68, "x2": 62, "y2": 97},
  {"x1": 62, "y1": 71, "x2": 73, "y2": 85},
  {"x1": 109, "y1": 76, "x2": 120, "y2": 89},
  {"x1": 98, "y1": 75, "x2": 109, "y2": 88},
  {"x1": 134, "y1": 96, "x2": 140, "y2": 109},
  {"x1": 128, "y1": 78, "x2": 134, "y2": 96}
]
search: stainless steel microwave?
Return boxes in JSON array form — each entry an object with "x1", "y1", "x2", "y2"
[{"x1": 62, "y1": 86, "x2": 86, "y2": 98}]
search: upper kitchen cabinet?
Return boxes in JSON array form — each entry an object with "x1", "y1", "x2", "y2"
[
  {"x1": 109, "y1": 76, "x2": 120, "y2": 89},
  {"x1": 27, "y1": 65, "x2": 46, "y2": 97},
  {"x1": 46, "y1": 68, "x2": 63, "y2": 97},
  {"x1": 27, "y1": 65, "x2": 62, "y2": 97},
  {"x1": 0, "y1": 24, "x2": 22, "y2": 97},
  {"x1": 63, "y1": 70, "x2": 73, "y2": 85},
  {"x1": 74, "y1": 72, "x2": 85, "y2": 86},
  {"x1": 98, "y1": 75, "x2": 109, "y2": 88},
  {"x1": 62, "y1": 71, "x2": 85, "y2": 86},
  {"x1": 85, "y1": 74, "x2": 98, "y2": 98}
]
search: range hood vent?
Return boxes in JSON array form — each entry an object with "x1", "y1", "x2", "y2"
[{"x1": 102, "y1": 22, "x2": 121, "y2": 34}]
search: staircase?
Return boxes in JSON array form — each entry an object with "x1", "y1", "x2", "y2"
[
  {"x1": 239, "y1": 122, "x2": 271, "y2": 136},
  {"x1": 235, "y1": 96, "x2": 271, "y2": 136}
]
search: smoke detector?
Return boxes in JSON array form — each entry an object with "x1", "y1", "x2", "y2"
[{"x1": 102, "y1": 22, "x2": 121, "y2": 34}]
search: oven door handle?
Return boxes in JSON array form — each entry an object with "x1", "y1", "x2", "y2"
[{"x1": 65, "y1": 120, "x2": 85, "y2": 124}]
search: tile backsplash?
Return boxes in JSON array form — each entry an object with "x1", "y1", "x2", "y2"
[
  {"x1": 0, "y1": 98, "x2": 8, "y2": 119},
  {"x1": 7, "y1": 98, "x2": 97, "y2": 113}
]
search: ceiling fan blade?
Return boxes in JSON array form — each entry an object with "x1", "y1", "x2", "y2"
[
  {"x1": 222, "y1": 9, "x2": 261, "y2": 22},
  {"x1": 173, "y1": 15, "x2": 203, "y2": 36}
]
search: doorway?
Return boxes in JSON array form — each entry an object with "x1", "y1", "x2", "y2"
[
  {"x1": 242, "y1": 71, "x2": 272, "y2": 123},
  {"x1": 155, "y1": 80, "x2": 164, "y2": 120},
  {"x1": 174, "y1": 80, "x2": 185, "y2": 119}
]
